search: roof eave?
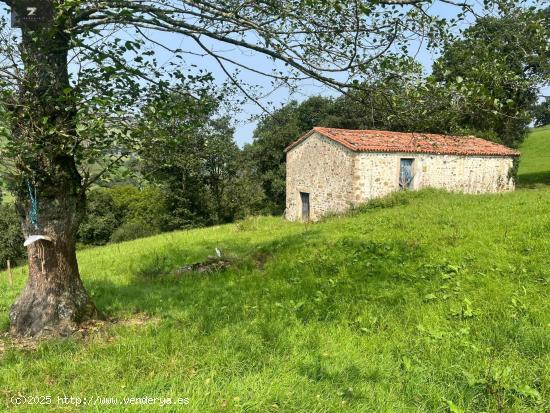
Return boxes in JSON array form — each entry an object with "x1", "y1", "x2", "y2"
[{"x1": 353, "y1": 148, "x2": 521, "y2": 157}]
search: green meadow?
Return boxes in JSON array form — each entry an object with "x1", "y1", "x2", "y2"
[
  {"x1": 0, "y1": 128, "x2": 549, "y2": 412},
  {"x1": 518, "y1": 125, "x2": 550, "y2": 186}
]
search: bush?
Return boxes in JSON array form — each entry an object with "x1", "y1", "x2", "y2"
[
  {"x1": 0, "y1": 203, "x2": 25, "y2": 269},
  {"x1": 352, "y1": 191, "x2": 413, "y2": 213},
  {"x1": 110, "y1": 219, "x2": 160, "y2": 243},
  {"x1": 109, "y1": 185, "x2": 169, "y2": 230},
  {"x1": 132, "y1": 253, "x2": 171, "y2": 279},
  {"x1": 78, "y1": 185, "x2": 169, "y2": 246},
  {"x1": 78, "y1": 188, "x2": 121, "y2": 245},
  {"x1": 350, "y1": 189, "x2": 444, "y2": 216}
]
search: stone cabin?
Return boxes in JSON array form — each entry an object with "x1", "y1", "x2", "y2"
[{"x1": 285, "y1": 127, "x2": 520, "y2": 221}]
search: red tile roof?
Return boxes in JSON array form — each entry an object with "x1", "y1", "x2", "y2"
[{"x1": 285, "y1": 127, "x2": 520, "y2": 157}]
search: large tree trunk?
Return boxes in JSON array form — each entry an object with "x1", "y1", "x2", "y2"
[
  {"x1": 8, "y1": 5, "x2": 101, "y2": 337},
  {"x1": 10, "y1": 159, "x2": 101, "y2": 337}
]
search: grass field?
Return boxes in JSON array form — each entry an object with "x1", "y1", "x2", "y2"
[
  {"x1": 0, "y1": 128, "x2": 549, "y2": 412},
  {"x1": 518, "y1": 125, "x2": 550, "y2": 186}
]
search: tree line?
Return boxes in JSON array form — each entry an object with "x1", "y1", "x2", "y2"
[{"x1": 1, "y1": 4, "x2": 549, "y2": 264}]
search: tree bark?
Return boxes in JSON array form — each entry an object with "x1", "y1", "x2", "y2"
[
  {"x1": 10, "y1": 164, "x2": 101, "y2": 336},
  {"x1": 8, "y1": 4, "x2": 101, "y2": 337}
]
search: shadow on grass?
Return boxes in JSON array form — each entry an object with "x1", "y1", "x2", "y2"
[
  {"x1": 517, "y1": 171, "x2": 550, "y2": 188},
  {"x1": 86, "y1": 228, "x2": 323, "y2": 316},
  {"x1": 85, "y1": 228, "x2": 428, "y2": 334}
]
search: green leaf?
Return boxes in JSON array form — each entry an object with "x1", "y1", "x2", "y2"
[
  {"x1": 516, "y1": 385, "x2": 541, "y2": 401},
  {"x1": 445, "y1": 400, "x2": 464, "y2": 413}
]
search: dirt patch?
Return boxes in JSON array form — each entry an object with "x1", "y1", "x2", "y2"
[
  {"x1": 252, "y1": 251, "x2": 273, "y2": 271},
  {"x1": 173, "y1": 250, "x2": 272, "y2": 275},
  {"x1": 74, "y1": 314, "x2": 161, "y2": 338},
  {"x1": 0, "y1": 314, "x2": 160, "y2": 352},
  {"x1": 0, "y1": 332, "x2": 39, "y2": 353},
  {"x1": 174, "y1": 256, "x2": 234, "y2": 276},
  {"x1": 112, "y1": 313, "x2": 161, "y2": 327}
]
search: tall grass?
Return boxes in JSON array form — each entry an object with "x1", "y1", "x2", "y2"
[{"x1": 0, "y1": 128, "x2": 549, "y2": 412}]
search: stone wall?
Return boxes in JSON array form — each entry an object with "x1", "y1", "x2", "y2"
[
  {"x1": 353, "y1": 152, "x2": 515, "y2": 202},
  {"x1": 285, "y1": 133, "x2": 355, "y2": 221},
  {"x1": 286, "y1": 133, "x2": 516, "y2": 221}
]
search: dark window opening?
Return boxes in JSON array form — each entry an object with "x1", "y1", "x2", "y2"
[{"x1": 300, "y1": 192, "x2": 310, "y2": 221}]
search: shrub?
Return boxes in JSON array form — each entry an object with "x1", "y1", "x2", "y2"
[
  {"x1": 109, "y1": 185, "x2": 169, "y2": 230},
  {"x1": 78, "y1": 185, "x2": 169, "y2": 246},
  {"x1": 352, "y1": 191, "x2": 412, "y2": 213},
  {"x1": 0, "y1": 203, "x2": 25, "y2": 269},
  {"x1": 110, "y1": 219, "x2": 159, "y2": 243},
  {"x1": 78, "y1": 188, "x2": 121, "y2": 245},
  {"x1": 350, "y1": 189, "x2": 444, "y2": 215},
  {"x1": 132, "y1": 253, "x2": 171, "y2": 279}
]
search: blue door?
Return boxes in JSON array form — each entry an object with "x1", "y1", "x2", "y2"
[{"x1": 399, "y1": 159, "x2": 414, "y2": 190}]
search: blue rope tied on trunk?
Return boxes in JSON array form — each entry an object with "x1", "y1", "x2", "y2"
[{"x1": 27, "y1": 179, "x2": 39, "y2": 230}]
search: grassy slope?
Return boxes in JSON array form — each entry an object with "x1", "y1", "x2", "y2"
[
  {"x1": 518, "y1": 125, "x2": 550, "y2": 186},
  {"x1": 0, "y1": 130, "x2": 549, "y2": 412}
]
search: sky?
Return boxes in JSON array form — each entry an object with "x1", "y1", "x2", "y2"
[
  {"x1": 148, "y1": 1, "x2": 461, "y2": 146},
  {"x1": 144, "y1": 0, "x2": 546, "y2": 146},
  {"x1": 1, "y1": 1, "x2": 547, "y2": 147},
  {"x1": 165, "y1": 4, "x2": 461, "y2": 145}
]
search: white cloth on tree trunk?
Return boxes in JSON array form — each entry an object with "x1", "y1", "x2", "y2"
[{"x1": 23, "y1": 235, "x2": 53, "y2": 247}]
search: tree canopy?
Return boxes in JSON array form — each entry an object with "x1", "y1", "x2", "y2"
[
  {"x1": 534, "y1": 98, "x2": 550, "y2": 127},
  {"x1": 432, "y1": 5, "x2": 550, "y2": 146}
]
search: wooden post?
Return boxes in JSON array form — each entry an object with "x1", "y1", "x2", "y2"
[{"x1": 7, "y1": 259, "x2": 13, "y2": 285}]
